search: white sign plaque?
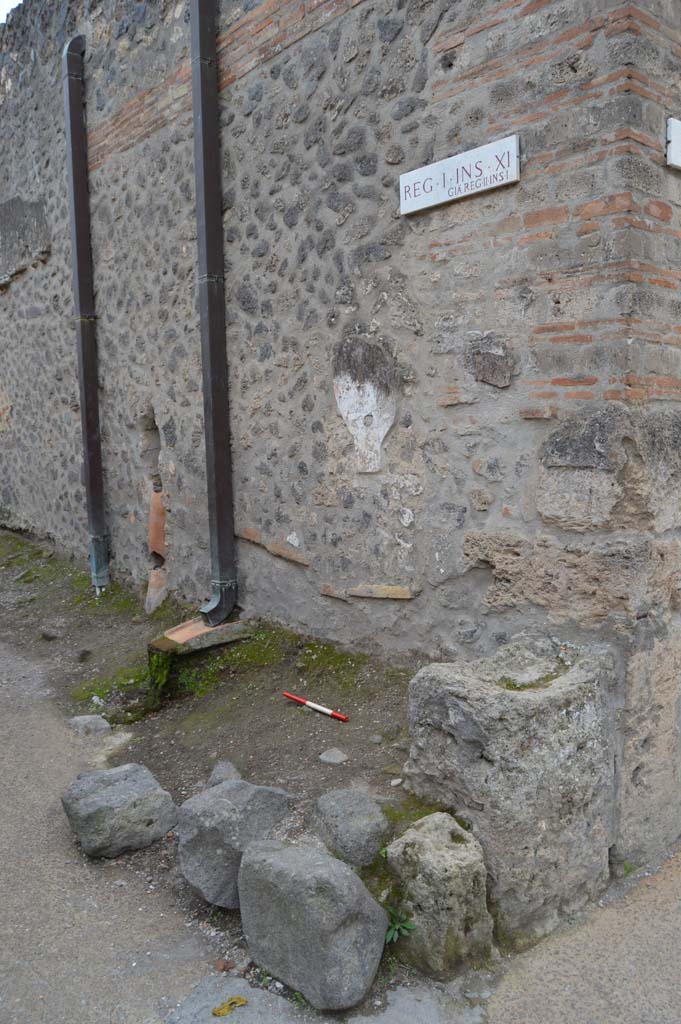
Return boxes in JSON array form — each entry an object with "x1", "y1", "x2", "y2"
[
  {"x1": 400, "y1": 135, "x2": 520, "y2": 215},
  {"x1": 667, "y1": 118, "x2": 681, "y2": 169}
]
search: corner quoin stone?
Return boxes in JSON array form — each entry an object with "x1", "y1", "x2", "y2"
[
  {"x1": 61, "y1": 763, "x2": 177, "y2": 858},
  {"x1": 403, "y1": 638, "x2": 617, "y2": 945},
  {"x1": 238, "y1": 840, "x2": 388, "y2": 1011},
  {"x1": 386, "y1": 812, "x2": 494, "y2": 978},
  {"x1": 176, "y1": 779, "x2": 292, "y2": 908}
]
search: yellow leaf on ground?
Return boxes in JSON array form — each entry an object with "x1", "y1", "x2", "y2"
[{"x1": 212, "y1": 995, "x2": 249, "y2": 1017}]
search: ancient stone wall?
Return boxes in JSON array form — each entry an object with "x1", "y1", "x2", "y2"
[{"x1": 2, "y1": 0, "x2": 681, "y2": 711}]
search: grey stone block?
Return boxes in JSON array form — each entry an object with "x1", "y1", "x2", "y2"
[
  {"x1": 386, "y1": 813, "x2": 493, "y2": 978},
  {"x1": 238, "y1": 840, "x2": 387, "y2": 1011},
  {"x1": 404, "y1": 638, "x2": 616, "y2": 944},
  {"x1": 468, "y1": 332, "x2": 515, "y2": 388},
  {"x1": 314, "y1": 788, "x2": 389, "y2": 866},
  {"x1": 177, "y1": 780, "x2": 292, "y2": 908},
  {"x1": 68, "y1": 714, "x2": 111, "y2": 738},
  {"x1": 61, "y1": 763, "x2": 177, "y2": 858},
  {"x1": 206, "y1": 760, "x2": 241, "y2": 787},
  {"x1": 319, "y1": 748, "x2": 348, "y2": 765}
]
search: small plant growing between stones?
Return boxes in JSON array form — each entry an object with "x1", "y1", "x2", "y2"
[
  {"x1": 385, "y1": 905, "x2": 415, "y2": 944},
  {"x1": 378, "y1": 846, "x2": 388, "y2": 859}
]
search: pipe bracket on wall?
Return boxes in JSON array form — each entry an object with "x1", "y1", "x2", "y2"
[
  {"x1": 190, "y1": 0, "x2": 238, "y2": 626},
  {"x1": 63, "y1": 35, "x2": 110, "y2": 592}
]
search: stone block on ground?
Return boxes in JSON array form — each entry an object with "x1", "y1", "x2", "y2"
[
  {"x1": 314, "y1": 788, "x2": 389, "y2": 866},
  {"x1": 68, "y1": 714, "x2": 111, "y2": 738},
  {"x1": 177, "y1": 780, "x2": 292, "y2": 907},
  {"x1": 319, "y1": 747, "x2": 348, "y2": 764},
  {"x1": 386, "y1": 812, "x2": 493, "y2": 978},
  {"x1": 206, "y1": 760, "x2": 241, "y2": 787},
  {"x1": 61, "y1": 762, "x2": 177, "y2": 858},
  {"x1": 404, "y1": 637, "x2": 616, "y2": 944},
  {"x1": 238, "y1": 840, "x2": 387, "y2": 1010}
]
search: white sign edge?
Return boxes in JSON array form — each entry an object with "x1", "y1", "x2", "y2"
[
  {"x1": 667, "y1": 117, "x2": 681, "y2": 170},
  {"x1": 399, "y1": 134, "x2": 520, "y2": 217}
]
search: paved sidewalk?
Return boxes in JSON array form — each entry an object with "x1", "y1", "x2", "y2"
[{"x1": 486, "y1": 851, "x2": 681, "y2": 1024}]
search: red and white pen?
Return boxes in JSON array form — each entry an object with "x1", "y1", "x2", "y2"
[{"x1": 283, "y1": 691, "x2": 349, "y2": 723}]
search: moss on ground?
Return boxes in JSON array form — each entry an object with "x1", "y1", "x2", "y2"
[
  {"x1": 147, "y1": 649, "x2": 175, "y2": 710},
  {"x1": 179, "y1": 703, "x2": 235, "y2": 734},
  {"x1": 69, "y1": 617, "x2": 411, "y2": 732},
  {"x1": 1, "y1": 520, "x2": 414, "y2": 736},
  {"x1": 164, "y1": 624, "x2": 399, "y2": 707},
  {"x1": 0, "y1": 528, "x2": 181, "y2": 623},
  {"x1": 71, "y1": 661, "x2": 149, "y2": 703},
  {"x1": 297, "y1": 639, "x2": 371, "y2": 689},
  {"x1": 360, "y1": 850, "x2": 404, "y2": 907},
  {"x1": 381, "y1": 792, "x2": 447, "y2": 833}
]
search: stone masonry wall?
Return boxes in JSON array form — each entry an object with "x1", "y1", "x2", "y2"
[{"x1": 2, "y1": 0, "x2": 681, "y2": 750}]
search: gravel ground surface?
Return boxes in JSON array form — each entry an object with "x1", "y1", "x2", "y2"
[{"x1": 0, "y1": 642, "x2": 215, "y2": 1024}]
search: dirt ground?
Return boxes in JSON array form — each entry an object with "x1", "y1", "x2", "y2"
[
  {"x1": 0, "y1": 528, "x2": 420, "y2": 801},
  {"x1": 0, "y1": 527, "x2": 426, "y2": 999}
]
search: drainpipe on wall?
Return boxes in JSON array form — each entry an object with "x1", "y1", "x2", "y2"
[
  {"x1": 190, "y1": 0, "x2": 238, "y2": 626},
  {"x1": 62, "y1": 36, "x2": 110, "y2": 592}
]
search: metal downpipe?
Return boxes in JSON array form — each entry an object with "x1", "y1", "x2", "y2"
[
  {"x1": 62, "y1": 36, "x2": 110, "y2": 592},
  {"x1": 190, "y1": 0, "x2": 238, "y2": 625}
]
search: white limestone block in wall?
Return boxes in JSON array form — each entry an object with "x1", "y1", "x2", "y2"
[{"x1": 333, "y1": 374, "x2": 396, "y2": 473}]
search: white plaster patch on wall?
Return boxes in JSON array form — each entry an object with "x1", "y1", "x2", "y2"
[{"x1": 333, "y1": 374, "x2": 397, "y2": 473}]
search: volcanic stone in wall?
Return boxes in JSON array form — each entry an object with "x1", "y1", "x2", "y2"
[
  {"x1": 537, "y1": 408, "x2": 681, "y2": 533},
  {"x1": 467, "y1": 332, "x2": 516, "y2": 388},
  {"x1": 0, "y1": 197, "x2": 50, "y2": 286},
  {"x1": 403, "y1": 638, "x2": 617, "y2": 945}
]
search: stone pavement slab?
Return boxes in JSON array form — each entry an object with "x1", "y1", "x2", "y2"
[
  {"x1": 485, "y1": 851, "x2": 681, "y2": 1024},
  {"x1": 165, "y1": 975, "x2": 464, "y2": 1024}
]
